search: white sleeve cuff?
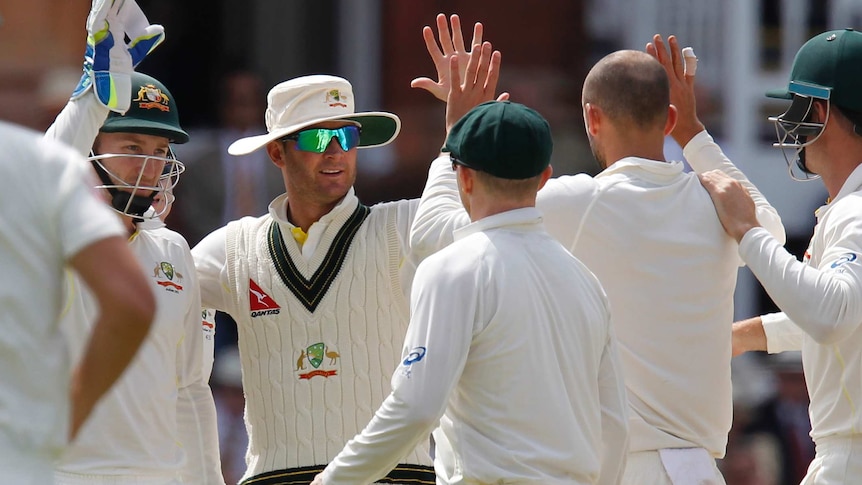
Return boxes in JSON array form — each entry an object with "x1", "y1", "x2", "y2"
[{"x1": 761, "y1": 312, "x2": 805, "y2": 353}]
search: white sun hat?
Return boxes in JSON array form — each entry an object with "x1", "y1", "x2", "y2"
[{"x1": 227, "y1": 74, "x2": 401, "y2": 156}]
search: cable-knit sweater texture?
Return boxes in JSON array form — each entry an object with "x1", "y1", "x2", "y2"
[{"x1": 224, "y1": 198, "x2": 432, "y2": 481}]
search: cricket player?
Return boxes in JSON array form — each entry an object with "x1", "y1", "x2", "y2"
[
  {"x1": 0, "y1": 121, "x2": 155, "y2": 485},
  {"x1": 43, "y1": 1, "x2": 222, "y2": 483},
  {"x1": 191, "y1": 70, "x2": 436, "y2": 483},
  {"x1": 316, "y1": 95, "x2": 628, "y2": 485},
  {"x1": 409, "y1": 18, "x2": 785, "y2": 484},
  {"x1": 703, "y1": 29, "x2": 862, "y2": 484}
]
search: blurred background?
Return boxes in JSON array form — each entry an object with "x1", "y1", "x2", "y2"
[{"x1": 3, "y1": 0, "x2": 861, "y2": 483}]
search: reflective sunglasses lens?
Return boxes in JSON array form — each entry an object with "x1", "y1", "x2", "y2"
[
  {"x1": 337, "y1": 126, "x2": 361, "y2": 151},
  {"x1": 294, "y1": 126, "x2": 361, "y2": 153},
  {"x1": 295, "y1": 129, "x2": 333, "y2": 153}
]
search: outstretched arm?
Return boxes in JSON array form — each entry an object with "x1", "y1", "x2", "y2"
[
  {"x1": 701, "y1": 171, "x2": 862, "y2": 344},
  {"x1": 409, "y1": 14, "x2": 504, "y2": 260},
  {"x1": 46, "y1": 0, "x2": 165, "y2": 154},
  {"x1": 648, "y1": 34, "x2": 785, "y2": 245}
]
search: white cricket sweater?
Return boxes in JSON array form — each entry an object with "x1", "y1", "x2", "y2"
[{"x1": 193, "y1": 190, "x2": 434, "y2": 483}]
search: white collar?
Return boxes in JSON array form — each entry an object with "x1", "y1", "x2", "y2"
[{"x1": 454, "y1": 207, "x2": 544, "y2": 241}]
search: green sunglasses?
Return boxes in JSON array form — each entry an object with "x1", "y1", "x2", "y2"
[{"x1": 282, "y1": 126, "x2": 361, "y2": 153}]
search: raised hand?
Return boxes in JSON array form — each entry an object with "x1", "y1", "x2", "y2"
[
  {"x1": 411, "y1": 14, "x2": 483, "y2": 102},
  {"x1": 445, "y1": 42, "x2": 504, "y2": 134},
  {"x1": 646, "y1": 34, "x2": 704, "y2": 147},
  {"x1": 72, "y1": 0, "x2": 165, "y2": 113},
  {"x1": 119, "y1": 0, "x2": 166, "y2": 67}
]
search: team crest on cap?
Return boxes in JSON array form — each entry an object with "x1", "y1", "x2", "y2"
[
  {"x1": 133, "y1": 84, "x2": 171, "y2": 112},
  {"x1": 296, "y1": 342, "x2": 339, "y2": 379},
  {"x1": 152, "y1": 261, "x2": 184, "y2": 292},
  {"x1": 325, "y1": 89, "x2": 348, "y2": 108}
]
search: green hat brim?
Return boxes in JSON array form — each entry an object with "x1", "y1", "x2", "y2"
[{"x1": 343, "y1": 114, "x2": 399, "y2": 147}]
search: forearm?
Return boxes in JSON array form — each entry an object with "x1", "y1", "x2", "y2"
[
  {"x1": 732, "y1": 317, "x2": 767, "y2": 355},
  {"x1": 322, "y1": 394, "x2": 437, "y2": 485},
  {"x1": 741, "y1": 228, "x2": 862, "y2": 344},
  {"x1": 45, "y1": 94, "x2": 110, "y2": 156}
]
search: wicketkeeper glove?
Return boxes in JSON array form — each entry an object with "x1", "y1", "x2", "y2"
[{"x1": 71, "y1": 0, "x2": 165, "y2": 113}]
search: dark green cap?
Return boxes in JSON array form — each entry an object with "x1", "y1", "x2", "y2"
[
  {"x1": 445, "y1": 101, "x2": 552, "y2": 180},
  {"x1": 766, "y1": 29, "x2": 862, "y2": 113},
  {"x1": 101, "y1": 72, "x2": 189, "y2": 144}
]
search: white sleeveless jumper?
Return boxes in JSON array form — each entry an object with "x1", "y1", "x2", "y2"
[{"x1": 219, "y1": 194, "x2": 433, "y2": 484}]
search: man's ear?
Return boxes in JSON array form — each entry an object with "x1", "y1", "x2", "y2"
[
  {"x1": 537, "y1": 164, "x2": 554, "y2": 191},
  {"x1": 813, "y1": 99, "x2": 830, "y2": 123},
  {"x1": 584, "y1": 103, "x2": 601, "y2": 136},
  {"x1": 664, "y1": 104, "x2": 678, "y2": 137},
  {"x1": 266, "y1": 140, "x2": 286, "y2": 168},
  {"x1": 456, "y1": 165, "x2": 474, "y2": 195}
]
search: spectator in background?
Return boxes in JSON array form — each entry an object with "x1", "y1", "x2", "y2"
[
  {"x1": 172, "y1": 69, "x2": 285, "y2": 357},
  {"x1": 172, "y1": 68, "x2": 285, "y2": 247},
  {"x1": 743, "y1": 352, "x2": 814, "y2": 485}
]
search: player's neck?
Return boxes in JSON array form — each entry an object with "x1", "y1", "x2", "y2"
[{"x1": 285, "y1": 199, "x2": 338, "y2": 233}]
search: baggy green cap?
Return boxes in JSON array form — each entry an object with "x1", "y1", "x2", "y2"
[
  {"x1": 766, "y1": 29, "x2": 862, "y2": 113},
  {"x1": 445, "y1": 101, "x2": 552, "y2": 180},
  {"x1": 100, "y1": 72, "x2": 189, "y2": 144}
]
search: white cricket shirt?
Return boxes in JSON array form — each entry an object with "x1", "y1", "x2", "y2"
[
  {"x1": 323, "y1": 208, "x2": 628, "y2": 485},
  {"x1": 0, "y1": 121, "x2": 124, "y2": 483},
  {"x1": 745, "y1": 163, "x2": 862, "y2": 443},
  {"x1": 46, "y1": 93, "x2": 223, "y2": 484},
  {"x1": 410, "y1": 131, "x2": 785, "y2": 458}
]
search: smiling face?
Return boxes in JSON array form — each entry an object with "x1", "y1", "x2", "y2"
[{"x1": 266, "y1": 121, "x2": 359, "y2": 223}]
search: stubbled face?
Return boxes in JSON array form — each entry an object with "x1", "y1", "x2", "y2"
[
  {"x1": 278, "y1": 121, "x2": 358, "y2": 208},
  {"x1": 93, "y1": 132, "x2": 170, "y2": 196}
]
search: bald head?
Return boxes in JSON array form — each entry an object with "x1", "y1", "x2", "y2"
[{"x1": 583, "y1": 50, "x2": 670, "y2": 129}]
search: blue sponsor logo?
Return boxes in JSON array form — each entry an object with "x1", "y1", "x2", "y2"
[
  {"x1": 403, "y1": 346, "x2": 427, "y2": 365},
  {"x1": 830, "y1": 253, "x2": 857, "y2": 268}
]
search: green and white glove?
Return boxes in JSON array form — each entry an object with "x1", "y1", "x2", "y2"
[{"x1": 71, "y1": 0, "x2": 165, "y2": 113}]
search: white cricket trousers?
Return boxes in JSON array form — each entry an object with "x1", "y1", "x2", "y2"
[
  {"x1": 621, "y1": 450, "x2": 726, "y2": 485},
  {"x1": 801, "y1": 435, "x2": 862, "y2": 485},
  {"x1": 54, "y1": 470, "x2": 182, "y2": 485}
]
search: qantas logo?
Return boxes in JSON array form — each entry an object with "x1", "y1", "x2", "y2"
[{"x1": 249, "y1": 279, "x2": 281, "y2": 317}]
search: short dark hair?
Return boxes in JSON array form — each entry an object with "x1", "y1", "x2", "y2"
[{"x1": 583, "y1": 50, "x2": 669, "y2": 128}]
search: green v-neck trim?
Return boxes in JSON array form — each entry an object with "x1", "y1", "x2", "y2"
[{"x1": 267, "y1": 204, "x2": 370, "y2": 313}]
